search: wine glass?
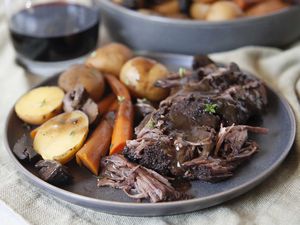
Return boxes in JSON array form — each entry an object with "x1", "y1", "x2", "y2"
[{"x1": 5, "y1": 0, "x2": 100, "y2": 76}]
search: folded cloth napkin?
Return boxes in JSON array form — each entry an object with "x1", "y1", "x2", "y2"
[{"x1": 0, "y1": 10, "x2": 300, "y2": 225}]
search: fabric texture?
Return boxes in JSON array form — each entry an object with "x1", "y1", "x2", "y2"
[{"x1": 0, "y1": 6, "x2": 300, "y2": 225}]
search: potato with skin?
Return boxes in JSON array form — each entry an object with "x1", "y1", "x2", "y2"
[
  {"x1": 85, "y1": 43, "x2": 133, "y2": 77},
  {"x1": 152, "y1": 0, "x2": 180, "y2": 15},
  {"x1": 58, "y1": 64, "x2": 105, "y2": 102},
  {"x1": 120, "y1": 57, "x2": 169, "y2": 101},
  {"x1": 15, "y1": 86, "x2": 64, "y2": 125},
  {"x1": 190, "y1": 2, "x2": 211, "y2": 20},
  {"x1": 138, "y1": 9, "x2": 161, "y2": 16},
  {"x1": 206, "y1": 1, "x2": 243, "y2": 21},
  {"x1": 33, "y1": 111, "x2": 89, "y2": 164}
]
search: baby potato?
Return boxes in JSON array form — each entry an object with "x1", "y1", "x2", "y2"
[
  {"x1": 152, "y1": 0, "x2": 180, "y2": 15},
  {"x1": 190, "y1": 2, "x2": 211, "y2": 20},
  {"x1": 15, "y1": 86, "x2": 64, "y2": 125},
  {"x1": 85, "y1": 43, "x2": 133, "y2": 77},
  {"x1": 206, "y1": 1, "x2": 243, "y2": 21},
  {"x1": 120, "y1": 57, "x2": 169, "y2": 101},
  {"x1": 58, "y1": 64, "x2": 105, "y2": 102},
  {"x1": 33, "y1": 111, "x2": 89, "y2": 164},
  {"x1": 138, "y1": 9, "x2": 162, "y2": 16}
]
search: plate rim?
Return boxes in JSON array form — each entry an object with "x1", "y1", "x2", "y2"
[{"x1": 4, "y1": 66, "x2": 296, "y2": 215}]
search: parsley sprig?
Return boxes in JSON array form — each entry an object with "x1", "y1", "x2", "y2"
[
  {"x1": 204, "y1": 103, "x2": 218, "y2": 114},
  {"x1": 178, "y1": 67, "x2": 186, "y2": 78},
  {"x1": 117, "y1": 95, "x2": 125, "y2": 102},
  {"x1": 146, "y1": 117, "x2": 156, "y2": 129}
]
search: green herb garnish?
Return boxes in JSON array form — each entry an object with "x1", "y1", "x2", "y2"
[
  {"x1": 146, "y1": 117, "x2": 155, "y2": 129},
  {"x1": 40, "y1": 99, "x2": 46, "y2": 107},
  {"x1": 139, "y1": 98, "x2": 148, "y2": 103},
  {"x1": 69, "y1": 131, "x2": 75, "y2": 136},
  {"x1": 204, "y1": 103, "x2": 218, "y2": 114},
  {"x1": 117, "y1": 95, "x2": 125, "y2": 103},
  {"x1": 178, "y1": 67, "x2": 186, "y2": 78},
  {"x1": 90, "y1": 51, "x2": 97, "y2": 57},
  {"x1": 110, "y1": 143, "x2": 114, "y2": 149},
  {"x1": 125, "y1": 78, "x2": 130, "y2": 86}
]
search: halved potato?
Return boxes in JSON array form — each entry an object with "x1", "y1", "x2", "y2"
[
  {"x1": 33, "y1": 111, "x2": 89, "y2": 164},
  {"x1": 15, "y1": 86, "x2": 64, "y2": 125}
]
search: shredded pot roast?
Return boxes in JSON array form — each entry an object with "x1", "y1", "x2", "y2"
[{"x1": 98, "y1": 56, "x2": 268, "y2": 202}]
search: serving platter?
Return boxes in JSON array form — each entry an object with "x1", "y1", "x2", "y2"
[
  {"x1": 4, "y1": 53, "x2": 296, "y2": 216},
  {"x1": 99, "y1": 0, "x2": 300, "y2": 54}
]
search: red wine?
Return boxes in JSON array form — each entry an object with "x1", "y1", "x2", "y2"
[{"x1": 10, "y1": 3, "x2": 99, "y2": 62}]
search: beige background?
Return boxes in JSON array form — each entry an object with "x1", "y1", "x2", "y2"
[{"x1": 0, "y1": 4, "x2": 300, "y2": 225}]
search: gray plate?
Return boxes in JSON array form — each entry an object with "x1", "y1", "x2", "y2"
[
  {"x1": 4, "y1": 53, "x2": 296, "y2": 216},
  {"x1": 99, "y1": 0, "x2": 300, "y2": 54}
]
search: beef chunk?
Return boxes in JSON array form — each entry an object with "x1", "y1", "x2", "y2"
[
  {"x1": 13, "y1": 134, "x2": 39, "y2": 163},
  {"x1": 124, "y1": 58, "x2": 268, "y2": 182},
  {"x1": 182, "y1": 125, "x2": 268, "y2": 181},
  {"x1": 35, "y1": 160, "x2": 72, "y2": 185},
  {"x1": 63, "y1": 85, "x2": 98, "y2": 123},
  {"x1": 124, "y1": 141, "x2": 173, "y2": 176},
  {"x1": 135, "y1": 98, "x2": 156, "y2": 118}
]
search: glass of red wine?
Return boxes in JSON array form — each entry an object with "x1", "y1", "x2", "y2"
[{"x1": 5, "y1": 0, "x2": 100, "y2": 76}]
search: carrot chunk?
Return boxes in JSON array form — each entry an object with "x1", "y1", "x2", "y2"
[
  {"x1": 97, "y1": 94, "x2": 116, "y2": 116},
  {"x1": 75, "y1": 112, "x2": 114, "y2": 175},
  {"x1": 104, "y1": 74, "x2": 134, "y2": 155}
]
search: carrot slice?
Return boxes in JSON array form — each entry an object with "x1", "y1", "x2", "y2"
[
  {"x1": 97, "y1": 94, "x2": 116, "y2": 116},
  {"x1": 104, "y1": 74, "x2": 134, "y2": 155},
  {"x1": 110, "y1": 100, "x2": 134, "y2": 154},
  {"x1": 30, "y1": 127, "x2": 39, "y2": 139},
  {"x1": 104, "y1": 74, "x2": 131, "y2": 100},
  {"x1": 75, "y1": 112, "x2": 114, "y2": 175}
]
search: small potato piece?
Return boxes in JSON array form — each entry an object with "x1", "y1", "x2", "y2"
[
  {"x1": 58, "y1": 64, "x2": 105, "y2": 102},
  {"x1": 138, "y1": 9, "x2": 161, "y2": 16},
  {"x1": 190, "y1": 2, "x2": 210, "y2": 20},
  {"x1": 15, "y1": 86, "x2": 64, "y2": 125},
  {"x1": 120, "y1": 57, "x2": 169, "y2": 101},
  {"x1": 85, "y1": 43, "x2": 133, "y2": 77},
  {"x1": 246, "y1": 0, "x2": 289, "y2": 17},
  {"x1": 152, "y1": 0, "x2": 180, "y2": 15},
  {"x1": 33, "y1": 111, "x2": 89, "y2": 164},
  {"x1": 206, "y1": 1, "x2": 243, "y2": 21}
]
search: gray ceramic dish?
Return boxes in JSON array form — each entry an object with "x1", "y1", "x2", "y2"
[
  {"x1": 4, "y1": 53, "x2": 296, "y2": 216},
  {"x1": 98, "y1": 0, "x2": 300, "y2": 54}
]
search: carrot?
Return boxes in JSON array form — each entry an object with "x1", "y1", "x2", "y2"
[
  {"x1": 110, "y1": 100, "x2": 134, "y2": 154},
  {"x1": 104, "y1": 74, "x2": 134, "y2": 155},
  {"x1": 234, "y1": 0, "x2": 262, "y2": 10},
  {"x1": 75, "y1": 110, "x2": 115, "y2": 175},
  {"x1": 97, "y1": 93, "x2": 116, "y2": 115},
  {"x1": 30, "y1": 127, "x2": 39, "y2": 139}
]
